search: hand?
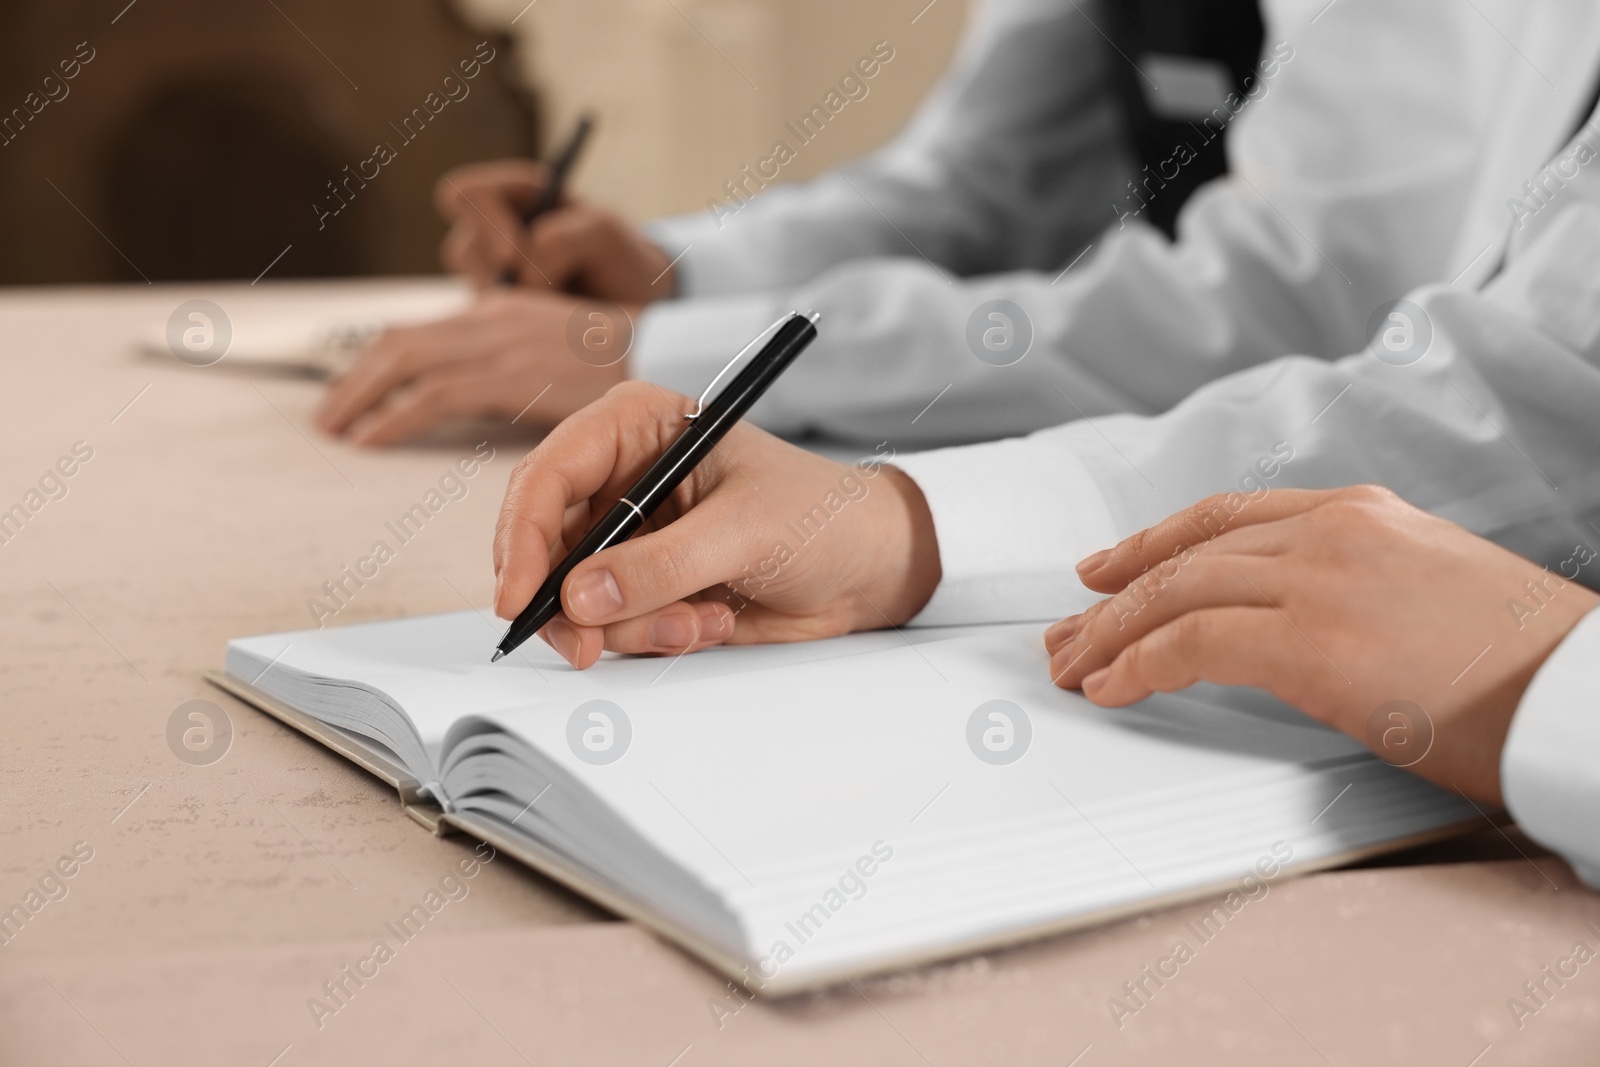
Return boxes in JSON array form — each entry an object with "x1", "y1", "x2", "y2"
[
  {"x1": 1046, "y1": 486, "x2": 1599, "y2": 804},
  {"x1": 316, "y1": 290, "x2": 632, "y2": 445},
  {"x1": 492, "y1": 382, "x2": 941, "y2": 668},
  {"x1": 435, "y1": 160, "x2": 677, "y2": 301}
]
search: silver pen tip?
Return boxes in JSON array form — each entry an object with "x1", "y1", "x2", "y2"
[{"x1": 490, "y1": 649, "x2": 506, "y2": 663}]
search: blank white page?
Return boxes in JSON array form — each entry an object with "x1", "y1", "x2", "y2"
[
  {"x1": 229, "y1": 611, "x2": 993, "y2": 766},
  {"x1": 478, "y1": 624, "x2": 1379, "y2": 885},
  {"x1": 468, "y1": 624, "x2": 1471, "y2": 980}
]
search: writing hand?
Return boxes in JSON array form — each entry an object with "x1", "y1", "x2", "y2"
[
  {"x1": 492, "y1": 383, "x2": 941, "y2": 667},
  {"x1": 436, "y1": 159, "x2": 677, "y2": 301}
]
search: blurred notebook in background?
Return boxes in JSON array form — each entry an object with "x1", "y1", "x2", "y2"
[
  {"x1": 211, "y1": 611, "x2": 1479, "y2": 994},
  {"x1": 133, "y1": 277, "x2": 469, "y2": 378}
]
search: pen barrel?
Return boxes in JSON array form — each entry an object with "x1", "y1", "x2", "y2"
[
  {"x1": 566, "y1": 498, "x2": 648, "y2": 562},
  {"x1": 523, "y1": 115, "x2": 594, "y2": 223},
  {"x1": 502, "y1": 498, "x2": 644, "y2": 647},
  {"x1": 626, "y1": 314, "x2": 817, "y2": 515}
]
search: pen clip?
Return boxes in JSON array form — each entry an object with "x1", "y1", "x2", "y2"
[{"x1": 686, "y1": 312, "x2": 796, "y2": 420}]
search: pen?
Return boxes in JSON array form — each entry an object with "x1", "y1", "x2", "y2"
[
  {"x1": 492, "y1": 311, "x2": 820, "y2": 662},
  {"x1": 499, "y1": 113, "x2": 595, "y2": 285}
]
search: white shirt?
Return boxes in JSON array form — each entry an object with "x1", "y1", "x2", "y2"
[
  {"x1": 641, "y1": 0, "x2": 1131, "y2": 440},
  {"x1": 637, "y1": 0, "x2": 1566, "y2": 443},
  {"x1": 1505, "y1": 609, "x2": 1600, "y2": 888}
]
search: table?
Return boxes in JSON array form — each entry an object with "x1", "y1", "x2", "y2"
[{"x1": 2, "y1": 280, "x2": 1597, "y2": 1066}]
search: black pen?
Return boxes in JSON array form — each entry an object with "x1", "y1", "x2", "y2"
[
  {"x1": 499, "y1": 113, "x2": 595, "y2": 285},
  {"x1": 492, "y1": 311, "x2": 820, "y2": 662}
]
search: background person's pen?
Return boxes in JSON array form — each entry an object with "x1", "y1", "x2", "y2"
[
  {"x1": 492, "y1": 311, "x2": 820, "y2": 662},
  {"x1": 499, "y1": 113, "x2": 595, "y2": 285}
]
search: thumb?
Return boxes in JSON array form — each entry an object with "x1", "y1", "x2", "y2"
[{"x1": 560, "y1": 494, "x2": 760, "y2": 627}]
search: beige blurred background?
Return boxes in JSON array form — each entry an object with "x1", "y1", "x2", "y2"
[
  {"x1": 0, "y1": 0, "x2": 967, "y2": 285},
  {"x1": 471, "y1": 0, "x2": 970, "y2": 220}
]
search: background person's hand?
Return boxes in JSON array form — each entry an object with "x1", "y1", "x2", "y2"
[
  {"x1": 316, "y1": 290, "x2": 632, "y2": 445},
  {"x1": 1046, "y1": 486, "x2": 1599, "y2": 804},
  {"x1": 492, "y1": 382, "x2": 942, "y2": 669},
  {"x1": 435, "y1": 159, "x2": 677, "y2": 301}
]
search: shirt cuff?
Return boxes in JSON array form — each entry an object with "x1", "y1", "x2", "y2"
[
  {"x1": 1502, "y1": 606, "x2": 1600, "y2": 889},
  {"x1": 631, "y1": 294, "x2": 798, "y2": 432},
  {"x1": 643, "y1": 214, "x2": 768, "y2": 300},
  {"x1": 890, "y1": 435, "x2": 1119, "y2": 626}
]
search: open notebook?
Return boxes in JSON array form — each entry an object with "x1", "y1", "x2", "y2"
[{"x1": 213, "y1": 611, "x2": 1478, "y2": 994}]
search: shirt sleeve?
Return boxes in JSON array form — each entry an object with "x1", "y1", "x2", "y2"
[
  {"x1": 1503, "y1": 607, "x2": 1600, "y2": 889},
  {"x1": 890, "y1": 436, "x2": 1118, "y2": 625},
  {"x1": 643, "y1": 0, "x2": 1128, "y2": 298},
  {"x1": 631, "y1": 0, "x2": 1131, "y2": 402},
  {"x1": 881, "y1": 195, "x2": 1600, "y2": 629},
  {"x1": 633, "y1": 2, "x2": 1514, "y2": 441}
]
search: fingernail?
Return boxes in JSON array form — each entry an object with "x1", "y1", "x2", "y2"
[
  {"x1": 1048, "y1": 647, "x2": 1071, "y2": 684},
  {"x1": 1077, "y1": 549, "x2": 1111, "y2": 574},
  {"x1": 566, "y1": 569, "x2": 623, "y2": 621},
  {"x1": 1082, "y1": 667, "x2": 1110, "y2": 695},
  {"x1": 545, "y1": 619, "x2": 580, "y2": 665},
  {"x1": 1045, "y1": 615, "x2": 1081, "y2": 645},
  {"x1": 648, "y1": 613, "x2": 698, "y2": 649},
  {"x1": 493, "y1": 570, "x2": 506, "y2": 615}
]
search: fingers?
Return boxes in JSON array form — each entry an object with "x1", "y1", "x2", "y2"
[
  {"x1": 520, "y1": 208, "x2": 598, "y2": 290},
  {"x1": 1074, "y1": 607, "x2": 1308, "y2": 706},
  {"x1": 442, "y1": 223, "x2": 501, "y2": 289},
  {"x1": 435, "y1": 161, "x2": 547, "y2": 286},
  {"x1": 538, "y1": 601, "x2": 736, "y2": 669},
  {"x1": 602, "y1": 600, "x2": 737, "y2": 656},
  {"x1": 1044, "y1": 614, "x2": 1076, "y2": 651},
  {"x1": 549, "y1": 591, "x2": 857, "y2": 668},
  {"x1": 434, "y1": 160, "x2": 547, "y2": 221},
  {"x1": 605, "y1": 600, "x2": 736, "y2": 653},
  {"x1": 449, "y1": 202, "x2": 612, "y2": 293},
  {"x1": 1075, "y1": 488, "x2": 1335, "y2": 594},
  {"x1": 492, "y1": 383, "x2": 699, "y2": 619},
  {"x1": 1045, "y1": 524, "x2": 1281, "y2": 656},
  {"x1": 538, "y1": 617, "x2": 605, "y2": 670},
  {"x1": 557, "y1": 491, "x2": 756, "y2": 627},
  {"x1": 1048, "y1": 554, "x2": 1279, "y2": 688},
  {"x1": 317, "y1": 317, "x2": 482, "y2": 435},
  {"x1": 521, "y1": 205, "x2": 631, "y2": 293},
  {"x1": 341, "y1": 364, "x2": 495, "y2": 446},
  {"x1": 435, "y1": 159, "x2": 671, "y2": 299}
]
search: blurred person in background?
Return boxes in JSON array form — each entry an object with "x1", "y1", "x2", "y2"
[
  {"x1": 316, "y1": 1, "x2": 1573, "y2": 451},
  {"x1": 315, "y1": 0, "x2": 1472, "y2": 447}
]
